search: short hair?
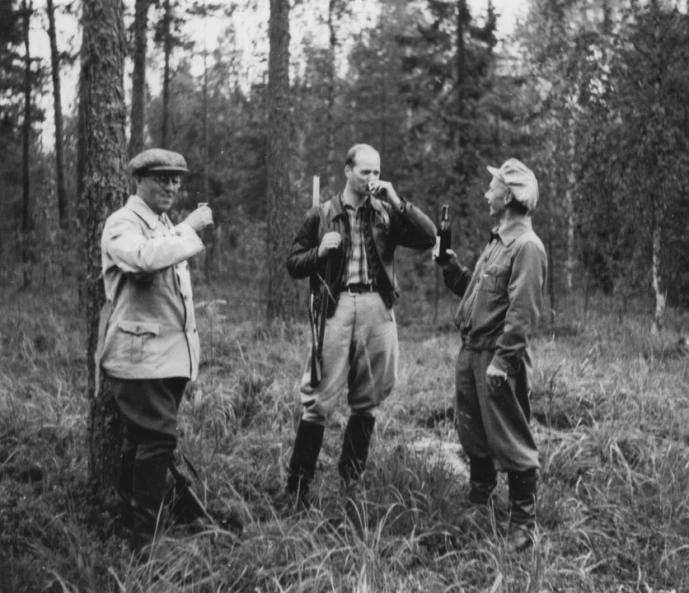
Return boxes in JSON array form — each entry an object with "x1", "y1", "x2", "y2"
[{"x1": 345, "y1": 144, "x2": 379, "y2": 168}]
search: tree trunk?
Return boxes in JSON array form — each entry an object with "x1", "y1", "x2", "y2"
[
  {"x1": 266, "y1": 0, "x2": 298, "y2": 322},
  {"x1": 47, "y1": 0, "x2": 68, "y2": 230},
  {"x1": 564, "y1": 117, "x2": 576, "y2": 293},
  {"x1": 325, "y1": 0, "x2": 338, "y2": 190},
  {"x1": 79, "y1": 0, "x2": 128, "y2": 494},
  {"x1": 456, "y1": 0, "x2": 467, "y2": 151},
  {"x1": 161, "y1": 0, "x2": 172, "y2": 148},
  {"x1": 21, "y1": 0, "x2": 33, "y2": 290},
  {"x1": 129, "y1": 0, "x2": 149, "y2": 160},
  {"x1": 651, "y1": 196, "x2": 665, "y2": 334}
]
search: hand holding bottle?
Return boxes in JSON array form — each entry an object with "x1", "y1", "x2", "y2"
[
  {"x1": 433, "y1": 204, "x2": 452, "y2": 264},
  {"x1": 184, "y1": 204, "x2": 214, "y2": 233}
]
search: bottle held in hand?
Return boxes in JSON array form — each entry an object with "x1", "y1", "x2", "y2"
[{"x1": 433, "y1": 204, "x2": 451, "y2": 264}]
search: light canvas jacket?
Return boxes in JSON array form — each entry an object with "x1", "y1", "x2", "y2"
[{"x1": 99, "y1": 196, "x2": 205, "y2": 381}]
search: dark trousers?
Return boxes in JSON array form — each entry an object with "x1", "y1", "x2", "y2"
[
  {"x1": 110, "y1": 376, "x2": 188, "y2": 461},
  {"x1": 455, "y1": 347, "x2": 539, "y2": 472}
]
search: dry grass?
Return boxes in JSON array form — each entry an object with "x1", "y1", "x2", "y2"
[{"x1": 1, "y1": 282, "x2": 688, "y2": 592}]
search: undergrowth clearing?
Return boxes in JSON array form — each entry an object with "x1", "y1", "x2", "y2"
[{"x1": 1, "y1": 286, "x2": 688, "y2": 592}]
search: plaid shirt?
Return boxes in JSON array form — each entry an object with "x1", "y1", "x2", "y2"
[{"x1": 343, "y1": 201, "x2": 372, "y2": 287}]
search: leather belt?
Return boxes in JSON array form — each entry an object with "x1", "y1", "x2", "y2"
[{"x1": 346, "y1": 283, "x2": 375, "y2": 295}]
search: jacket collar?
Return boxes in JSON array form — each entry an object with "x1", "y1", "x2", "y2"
[
  {"x1": 494, "y1": 216, "x2": 533, "y2": 247},
  {"x1": 126, "y1": 195, "x2": 164, "y2": 230}
]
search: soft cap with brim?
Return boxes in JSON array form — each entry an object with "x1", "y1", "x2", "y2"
[
  {"x1": 487, "y1": 158, "x2": 539, "y2": 212},
  {"x1": 128, "y1": 148, "x2": 189, "y2": 175}
]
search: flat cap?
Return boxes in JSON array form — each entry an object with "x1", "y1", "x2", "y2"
[
  {"x1": 487, "y1": 158, "x2": 539, "y2": 213},
  {"x1": 128, "y1": 148, "x2": 189, "y2": 176}
]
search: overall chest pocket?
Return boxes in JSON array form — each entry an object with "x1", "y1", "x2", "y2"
[{"x1": 479, "y1": 265, "x2": 510, "y2": 294}]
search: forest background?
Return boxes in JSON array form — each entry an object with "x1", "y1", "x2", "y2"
[{"x1": 3, "y1": 0, "x2": 689, "y2": 592}]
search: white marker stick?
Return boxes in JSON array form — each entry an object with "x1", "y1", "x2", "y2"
[{"x1": 312, "y1": 175, "x2": 320, "y2": 209}]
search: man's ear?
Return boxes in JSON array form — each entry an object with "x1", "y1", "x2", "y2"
[{"x1": 503, "y1": 190, "x2": 514, "y2": 205}]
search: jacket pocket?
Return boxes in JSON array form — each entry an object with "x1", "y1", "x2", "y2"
[
  {"x1": 479, "y1": 265, "x2": 510, "y2": 294},
  {"x1": 117, "y1": 321, "x2": 160, "y2": 363}
]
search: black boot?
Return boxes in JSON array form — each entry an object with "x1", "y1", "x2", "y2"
[
  {"x1": 338, "y1": 414, "x2": 375, "y2": 531},
  {"x1": 506, "y1": 468, "x2": 538, "y2": 552},
  {"x1": 285, "y1": 420, "x2": 325, "y2": 510},
  {"x1": 467, "y1": 455, "x2": 497, "y2": 505},
  {"x1": 131, "y1": 454, "x2": 171, "y2": 555},
  {"x1": 338, "y1": 414, "x2": 376, "y2": 485},
  {"x1": 116, "y1": 446, "x2": 137, "y2": 504}
]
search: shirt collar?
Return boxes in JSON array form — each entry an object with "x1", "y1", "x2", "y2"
[
  {"x1": 126, "y1": 195, "x2": 164, "y2": 229},
  {"x1": 494, "y1": 216, "x2": 533, "y2": 246},
  {"x1": 341, "y1": 193, "x2": 371, "y2": 212}
]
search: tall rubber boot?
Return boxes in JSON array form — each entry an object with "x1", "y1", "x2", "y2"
[
  {"x1": 285, "y1": 420, "x2": 325, "y2": 510},
  {"x1": 338, "y1": 414, "x2": 376, "y2": 485},
  {"x1": 338, "y1": 414, "x2": 375, "y2": 532},
  {"x1": 116, "y1": 445, "x2": 137, "y2": 504},
  {"x1": 506, "y1": 468, "x2": 538, "y2": 552},
  {"x1": 131, "y1": 454, "x2": 171, "y2": 556},
  {"x1": 467, "y1": 455, "x2": 497, "y2": 505}
]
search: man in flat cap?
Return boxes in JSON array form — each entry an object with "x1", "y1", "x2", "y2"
[
  {"x1": 99, "y1": 148, "x2": 213, "y2": 555},
  {"x1": 436, "y1": 158, "x2": 547, "y2": 552}
]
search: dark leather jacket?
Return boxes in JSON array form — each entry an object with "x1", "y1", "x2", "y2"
[{"x1": 286, "y1": 193, "x2": 436, "y2": 317}]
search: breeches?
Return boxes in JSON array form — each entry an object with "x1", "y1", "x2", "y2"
[
  {"x1": 299, "y1": 292, "x2": 398, "y2": 424},
  {"x1": 108, "y1": 376, "x2": 188, "y2": 460},
  {"x1": 454, "y1": 347, "x2": 540, "y2": 472}
]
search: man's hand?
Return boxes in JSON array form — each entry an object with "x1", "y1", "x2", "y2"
[
  {"x1": 368, "y1": 180, "x2": 402, "y2": 208},
  {"x1": 318, "y1": 231, "x2": 342, "y2": 258},
  {"x1": 436, "y1": 248, "x2": 459, "y2": 270},
  {"x1": 486, "y1": 363, "x2": 508, "y2": 391},
  {"x1": 184, "y1": 204, "x2": 214, "y2": 233}
]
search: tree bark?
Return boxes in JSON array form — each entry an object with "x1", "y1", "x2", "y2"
[
  {"x1": 564, "y1": 114, "x2": 576, "y2": 293},
  {"x1": 129, "y1": 0, "x2": 149, "y2": 160},
  {"x1": 161, "y1": 0, "x2": 172, "y2": 148},
  {"x1": 21, "y1": 0, "x2": 33, "y2": 289},
  {"x1": 651, "y1": 196, "x2": 665, "y2": 333},
  {"x1": 47, "y1": 0, "x2": 68, "y2": 230},
  {"x1": 79, "y1": 0, "x2": 128, "y2": 494},
  {"x1": 266, "y1": 0, "x2": 299, "y2": 321},
  {"x1": 325, "y1": 0, "x2": 338, "y2": 190}
]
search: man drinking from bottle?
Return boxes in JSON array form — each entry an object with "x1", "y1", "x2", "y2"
[{"x1": 283, "y1": 144, "x2": 436, "y2": 517}]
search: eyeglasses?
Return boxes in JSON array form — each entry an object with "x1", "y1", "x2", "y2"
[{"x1": 149, "y1": 174, "x2": 182, "y2": 187}]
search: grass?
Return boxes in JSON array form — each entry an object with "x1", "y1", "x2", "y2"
[{"x1": 1, "y1": 281, "x2": 689, "y2": 592}]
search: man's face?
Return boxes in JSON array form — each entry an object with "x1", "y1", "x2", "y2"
[
  {"x1": 137, "y1": 173, "x2": 182, "y2": 214},
  {"x1": 485, "y1": 177, "x2": 509, "y2": 218},
  {"x1": 345, "y1": 149, "x2": 381, "y2": 196}
]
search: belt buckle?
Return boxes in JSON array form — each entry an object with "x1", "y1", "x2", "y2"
[{"x1": 347, "y1": 285, "x2": 357, "y2": 296}]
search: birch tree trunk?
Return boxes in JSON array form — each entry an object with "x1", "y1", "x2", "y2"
[
  {"x1": 564, "y1": 114, "x2": 577, "y2": 293},
  {"x1": 651, "y1": 195, "x2": 665, "y2": 334}
]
